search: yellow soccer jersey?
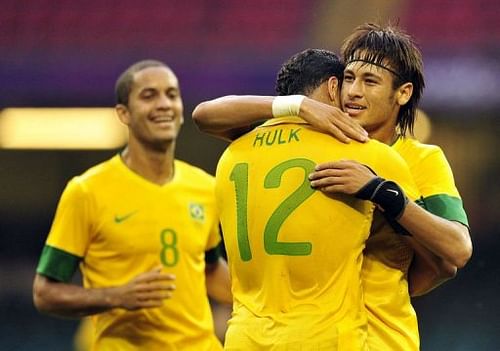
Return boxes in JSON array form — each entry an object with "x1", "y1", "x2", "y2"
[
  {"x1": 215, "y1": 117, "x2": 418, "y2": 350},
  {"x1": 36, "y1": 155, "x2": 222, "y2": 351},
  {"x1": 74, "y1": 318, "x2": 93, "y2": 351},
  {"x1": 363, "y1": 136, "x2": 469, "y2": 351},
  {"x1": 394, "y1": 137, "x2": 468, "y2": 226}
]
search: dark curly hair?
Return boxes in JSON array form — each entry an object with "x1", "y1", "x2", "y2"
[{"x1": 275, "y1": 49, "x2": 344, "y2": 96}]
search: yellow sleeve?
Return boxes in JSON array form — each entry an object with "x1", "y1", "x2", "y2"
[
  {"x1": 411, "y1": 145, "x2": 460, "y2": 198},
  {"x1": 46, "y1": 177, "x2": 94, "y2": 256},
  {"x1": 370, "y1": 144, "x2": 420, "y2": 201}
]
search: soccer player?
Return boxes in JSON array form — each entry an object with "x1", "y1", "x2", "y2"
[
  {"x1": 192, "y1": 24, "x2": 472, "y2": 350},
  {"x1": 33, "y1": 60, "x2": 231, "y2": 351},
  {"x1": 308, "y1": 23, "x2": 472, "y2": 350},
  {"x1": 211, "y1": 49, "x2": 419, "y2": 350}
]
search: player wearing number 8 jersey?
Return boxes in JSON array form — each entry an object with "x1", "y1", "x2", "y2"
[
  {"x1": 42, "y1": 156, "x2": 222, "y2": 349},
  {"x1": 33, "y1": 60, "x2": 231, "y2": 350},
  {"x1": 214, "y1": 50, "x2": 419, "y2": 350}
]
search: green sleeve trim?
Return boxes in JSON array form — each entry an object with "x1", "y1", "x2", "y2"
[
  {"x1": 205, "y1": 244, "x2": 221, "y2": 264},
  {"x1": 419, "y1": 194, "x2": 469, "y2": 227},
  {"x1": 36, "y1": 245, "x2": 82, "y2": 283},
  {"x1": 415, "y1": 198, "x2": 425, "y2": 208}
]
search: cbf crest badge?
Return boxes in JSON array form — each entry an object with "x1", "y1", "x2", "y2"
[{"x1": 189, "y1": 203, "x2": 205, "y2": 222}]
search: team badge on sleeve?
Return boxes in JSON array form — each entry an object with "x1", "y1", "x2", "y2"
[{"x1": 189, "y1": 203, "x2": 205, "y2": 222}]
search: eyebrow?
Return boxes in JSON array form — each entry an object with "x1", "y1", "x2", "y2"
[
  {"x1": 346, "y1": 59, "x2": 403, "y2": 80},
  {"x1": 344, "y1": 69, "x2": 383, "y2": 81},
  {"x1": 139, "y1": 86, "x2": 179, "y2": 94}
]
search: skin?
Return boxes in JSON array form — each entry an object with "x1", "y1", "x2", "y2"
[
  {"x1": 341, "y1": 61, "x2": 413, "y2": 144},
  {"x1": 192, "y1": 88, "x2": 368, "y2": 143},
  {"x1": 192, "y1": 60, "x2": 472, "y2": 295},
  {"x1": 309, "y1": 61, "x2": 472, "y2": 293},
  {"x1": 33, "y1": 66, "x2": 232, "y2": 319}
]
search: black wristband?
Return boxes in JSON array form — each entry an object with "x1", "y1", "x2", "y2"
[{"x1": 355, "y1": 177, "x2": 408, "y2": 219}]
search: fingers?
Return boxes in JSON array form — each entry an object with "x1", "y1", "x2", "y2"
[
  {"x1": 317, "y1": 184, "x2": 346, "y2": 193},
  {"x1": 131, "y1": 290, "x2": 174, "y2": 309},
  {"x1": 310, "y1": 175, "x2": 343, "y2": 189},
  {"x1": 313, "y1": 160, "x2": 354, "y2": 172},
  {"x1": 309, "y1": 168, "x2": 342, "y2": 182},
  {"x1": 309, "y1": 160, "x2": 371, "y2": 195},
  {"x1": 126, "y1": 276, "x2": 177, "y2": 310},
  {"x1": 132, "y1": 268, "x2": 177, "y2": 294},
  {"x1": 136, "y1": 289, "x2": 175, "y2": 302},
  {"x1": 339, "y1": 116, "x2": 369, "y2": 143},
  {"x1": 327, "y1": 124, "x2": 352, "y2": 144},
  {"x1": 301, "y1": 100, "x2": 368, "y2": 143},
  {"x1": 135, "y1": 268, "x2": 176, "y2": 284},
  {"x1": 327, "y1": 114, "x2": 368, "y2": 143},
  {"x1": 135, "y1": 280, "x2": 176, "y2": 293}
]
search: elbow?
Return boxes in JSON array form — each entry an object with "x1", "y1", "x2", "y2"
[
  {"x1": 32, "y1": 274, "x2": 59, "y2": 316},
  {"x1": 454, "y1": 243, "x2": 473, "y2": 269},
  {"x1": 192, "y1": 102, "x2": 211, "y2": 131},
  {"x1": 438, "y1": 262, "x2": 458, "y2": 280},
  {"x1": 33, "y1": 282, "x2": 51, "y2": 314},
  {"x1": 450, "y1": 224, "x2": 473, "y2": 269},
  {"x1": 451, "y1": 235, "x2": 473, "y2": 269}
]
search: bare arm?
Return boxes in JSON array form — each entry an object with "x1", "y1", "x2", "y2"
[
  {"x1": 398, "y1": 202, "x2": 472, "y2": 268},
  {"x1": 205, "y1": 258, "x2": 232, "y2": 305},
  {"x1": 309, "y1": 160, "x2": 472, "y2": 267},
  {"x1": 406, "y1": 237, "x2": 457, "y2": 296},
  {"x1": 33, "y1": 267, "x2": 176, "y2": 319},
  {"x1": 192, "y1": 96, "x2": 275, "y2": 141},
  {"x1": 192, "y1": 95, "x2": 368, "y2": 142}
]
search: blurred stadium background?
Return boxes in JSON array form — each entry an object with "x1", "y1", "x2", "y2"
[{"x1": 1, "y1": 0, "x2": 499, "y2": 350}]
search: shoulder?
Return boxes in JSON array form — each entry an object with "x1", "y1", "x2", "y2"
[
  {"x1": 395, "y1": 137, "x2": 445, "y2": 160},
  {"x1": 395, "y1": 137, "x2": 453, "y2": 174},
  {"x1": 72, "y1": 155, "x2": 120, "y2": 187},
  {"x1": 364, "y1": 138, "x2": 408, "y2": 163},
  {"x1": 58, "y1": 156, "x2": 121, "y2": 203},
  {"x1": 175, "y1": 159, "x2": 215, "y2": 186}
]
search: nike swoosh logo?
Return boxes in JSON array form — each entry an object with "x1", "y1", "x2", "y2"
[
  {"x1": 386, "y1": 189, "x2": 399, "y2": 196},
  {"x1": 114, "y1": 211, "x2": 138, "y2": 223}
]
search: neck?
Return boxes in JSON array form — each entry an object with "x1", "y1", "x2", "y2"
[
  {"x1": 121, "y1": 139, "x2": 176, "y2": 185},
  {"x1": 369, "y1": 127, "x2": 399, "y2": 145}
]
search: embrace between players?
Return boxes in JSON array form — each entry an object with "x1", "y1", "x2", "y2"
[{"x1": 34, "y1": 23, "x2": 471, "y2": 350}]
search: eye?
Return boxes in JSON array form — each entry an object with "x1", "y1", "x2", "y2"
[
  {"x1": 168, "y1": 91, "x2": 179, "y2": 99},
  {"x1": 365, "y1": 78, "x2": 378, "y2": 85},
  {"x1": 343, "y1": 75, "x2": 354, "y2": 83},
  {"x1": 140, "y1": 90, "x2": 156, "y2": 100},
  {"x1": 165, "y1": 88, "x2": 180, "y2": 99}
]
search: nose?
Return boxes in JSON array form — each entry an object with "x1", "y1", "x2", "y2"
[
  {"x1": 346, "y1": 78, "x2": 363, "y2": 99},
  {"x1": 156, "y1": 94, "x2": 172, "y2": 109}
]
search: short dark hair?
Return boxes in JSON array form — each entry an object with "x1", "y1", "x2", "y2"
[
  {"x1": 275, "y1": 49, "x2": 344, "y2": 96},
  {"x1": 341, "y1": 23, "x2": 425, "y2": 136},
  {"x1": 115, "y1": 60, "x2": 169, "y2": 106}
]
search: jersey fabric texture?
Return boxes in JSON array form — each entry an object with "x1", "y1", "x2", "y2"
[
  {"x1": 215, "y1": 117, "x2": 418, "y2": 351},
  {"x1": 362, "y1": 136, "x2": 469, "y2": 351},
  {"x1": 36, "y1": 155, "x2": 222, "y2": 351}
]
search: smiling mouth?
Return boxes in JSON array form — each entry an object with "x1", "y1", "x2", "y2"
[
  {"x1": 152, "y1": 115, "x2": 175, "y2": 122},
  {"x1": 344, "y1": 104, "x2": 365, "y2": 116}
]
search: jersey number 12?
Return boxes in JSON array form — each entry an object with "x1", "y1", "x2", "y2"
[{"x1": 229, "y1": 158, "x2": 315, "y2": 261}]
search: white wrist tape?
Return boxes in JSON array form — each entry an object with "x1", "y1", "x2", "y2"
[{"x1": 272, "y1": 95, "x2": 305, "y2": 118}]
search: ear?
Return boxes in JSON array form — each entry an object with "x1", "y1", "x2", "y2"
[
  {"x1": 115, "y1": 104, "x2": 131, "y2": 125},
  {"x1": 396, "y1": 82, "x2": 413, "y2": 106},
  {"x1": 327, "y1": 76, "x2": 340, "y2": 104}
]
